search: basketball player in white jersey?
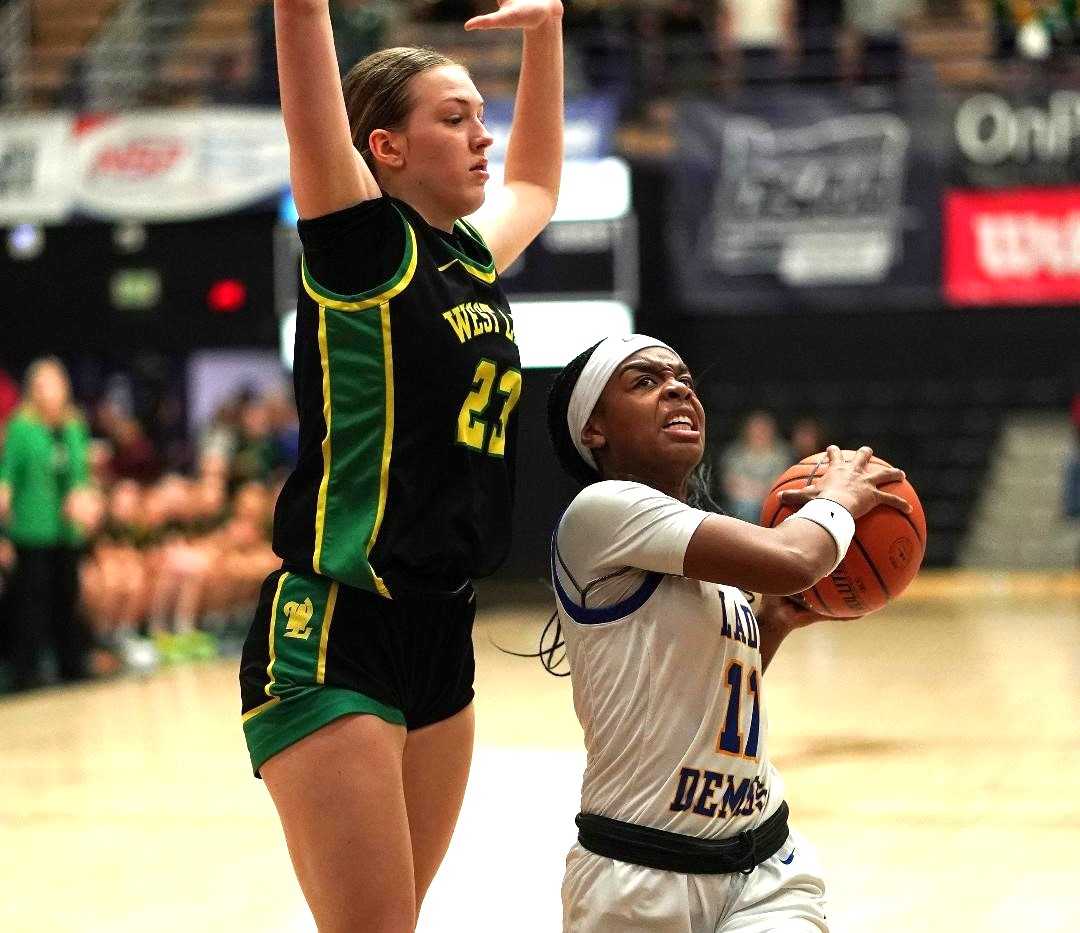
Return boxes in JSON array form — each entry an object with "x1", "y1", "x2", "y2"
[{"x1": 544, "y1": 335, "x2": 912, "y2": 932}]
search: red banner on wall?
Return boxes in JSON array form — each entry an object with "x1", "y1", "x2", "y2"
[{"x1": 944, "y1": 187, "x2": 1080, "y2": 306}]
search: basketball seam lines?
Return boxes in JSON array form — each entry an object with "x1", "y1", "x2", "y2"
[{"x1": 852, "y1": 536, "x2": 892, "y2": 600}]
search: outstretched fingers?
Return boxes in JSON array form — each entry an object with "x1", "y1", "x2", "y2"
[
  {"x1": 874, "y1": 488, "x2": 913, "y2": 513},
  {"x1": 779, "y1": 485, "x2": 820, "y2": 508},
  {"x1": 868, "y1": 464, "x2": 905, "y2": 487}
]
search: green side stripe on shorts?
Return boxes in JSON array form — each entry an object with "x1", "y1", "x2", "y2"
[{"x1": 266, "y1": 572, "x2": 337, "y2": 699}]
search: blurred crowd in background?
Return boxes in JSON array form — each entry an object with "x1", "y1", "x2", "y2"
[
  {"x1": 0, "y1": 357, "x2": 296, "y2": 693},
  {"x1": 2, "y1": 355, "x2": 1077, "y2": 694},
  {"x1": 115, "y1": 0, "x2": 1080, "y2": 116}
]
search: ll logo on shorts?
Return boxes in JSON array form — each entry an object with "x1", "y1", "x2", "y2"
[{"x1": 282, "y1": 597, "x2": 315, "y2": 640}]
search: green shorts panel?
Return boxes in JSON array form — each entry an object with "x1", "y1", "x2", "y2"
[
  {"x1": 239, "y1": 567, "x2": 476, "y2": 778},
  {"x1": 242, "y1": 685, "x2": 406, "y2": 777}
]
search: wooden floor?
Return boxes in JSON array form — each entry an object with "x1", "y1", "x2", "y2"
[{"x1": 4, "y1": 572, "x2": 1080, "y2": 932}]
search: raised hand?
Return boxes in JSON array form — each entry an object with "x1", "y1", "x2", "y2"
[
  {"x1": 464, "y1": 0, "x2": 563, "y2": 32},
  {"x1": 779, "y1": 445, "x2": 912, "y2": 520}
]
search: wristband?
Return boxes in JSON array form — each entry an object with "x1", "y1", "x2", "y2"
[{"x1": 785, "y1": 498, "x2": 855, "y2": 575}]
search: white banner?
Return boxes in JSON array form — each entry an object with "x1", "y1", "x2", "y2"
[
  {"x1": 0, "y1": 108, "x2": 290, "y2": 223},
  {"x1": 72, "y1": 108, "x2": 289, "y2": 221},
  {"x1": 0, "y1": 113, "x2": 75, "y2": 224}
]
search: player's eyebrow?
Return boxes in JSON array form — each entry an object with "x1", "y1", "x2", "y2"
[
  {"x1": 441, "y1": 95, "x2": 484, "y2": 108},
  {"x1": 619, "y1": 358, "x2": 690, "y2": 377}
]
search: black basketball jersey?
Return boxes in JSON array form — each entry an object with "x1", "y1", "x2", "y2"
[{"x1": 273, "y1": 196, "x2": 521, "y2": 597}]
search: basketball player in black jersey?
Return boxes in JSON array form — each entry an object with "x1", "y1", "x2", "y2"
[{"x1": 237, "y1": 1, "x2": 563, "y2": 929}]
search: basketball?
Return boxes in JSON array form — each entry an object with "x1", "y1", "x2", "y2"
[{"x1": 759, "y1": 451, "x2": 927, "y2": 618}]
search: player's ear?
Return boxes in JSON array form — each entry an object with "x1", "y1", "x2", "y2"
[
  {"x1": 581, "y1": 417, "x2": 606, "y2": 455},
  {"x1": 369, "y1": 129, "x2": 405, "y2": 169}
]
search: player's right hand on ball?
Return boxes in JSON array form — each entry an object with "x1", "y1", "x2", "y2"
[{"x1": 778, "y1": 445, "x2": 912, "y2": 520}]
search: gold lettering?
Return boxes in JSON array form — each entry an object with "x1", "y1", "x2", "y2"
[{"x1": 442, "y1": 307, "x2": 473, "y2": 344}]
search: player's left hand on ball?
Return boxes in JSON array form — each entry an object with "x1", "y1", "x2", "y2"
[
  {"x1": 464, "y1": 0, "x2": 563, "y2": 32},
  {"x1": 759, "y1": 594, "x2": 842, "y2": 631}
]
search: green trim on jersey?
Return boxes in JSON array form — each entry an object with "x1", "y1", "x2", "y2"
[
  {"x1": 313, "y1": 303, "x2": 395, "y2": 597},
  {"x1": 446, "y1": 218, "x2": 497, "y2": 284},
  {"x1": 301, "y1": 205, "x2": 418, "y2": 310}
]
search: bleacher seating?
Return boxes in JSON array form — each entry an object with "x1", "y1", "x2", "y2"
[
  {"x1": 15, "y1": 0, "x2": 121, "y2": 107},
  {"x1": 700, "y1": 374, "x2": 1073, "y2": 568},
  {"x1": 157, "y1": 0, "x2": 257, "y2": 103}
]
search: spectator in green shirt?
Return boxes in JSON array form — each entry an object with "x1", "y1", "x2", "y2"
[{"x1": 0, "y1": 357, "x2": 100, "y2": 690}]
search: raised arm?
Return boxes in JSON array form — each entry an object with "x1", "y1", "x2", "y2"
[
  {"x1": 464, "y1": 0, "x2": 564, "y2": 271},
  {"x1": 274, "y1": 0, "x2": 381, "y2": 218}
]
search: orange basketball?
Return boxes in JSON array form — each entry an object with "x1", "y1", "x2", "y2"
[{"x1": 758, "y1": 451, "x2": 926, "y2": 618}]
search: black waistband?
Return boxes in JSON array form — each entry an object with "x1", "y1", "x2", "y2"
[{"x1": 575, "y1": 800, "x2": 790, "y2": 875}]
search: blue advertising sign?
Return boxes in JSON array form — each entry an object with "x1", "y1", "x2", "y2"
[{"x1": 668, "y1": 87, "x2": 945, "y2": 314}]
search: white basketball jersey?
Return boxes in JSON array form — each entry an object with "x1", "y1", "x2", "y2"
[{"x1": 552, "y1": 480, "x2": 784, "y2": 840}]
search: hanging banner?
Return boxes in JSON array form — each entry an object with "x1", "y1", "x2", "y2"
[
  {"x1": 944, "y1": 186, "x2": 1080, "y2": 306},
  {"x1": 0, "y1": 108, "x2": 289, "y2": 223},
  {"x1": 669, "y1": 88, "x2": 944, "y2": 314},
  {"x1": 71, "y1": 108, "x2": 289, "y2": 221}
]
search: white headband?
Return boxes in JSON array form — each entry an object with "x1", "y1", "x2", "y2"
[{"x1": 567, "y1": 334, "x2": 674, "y2": 471}]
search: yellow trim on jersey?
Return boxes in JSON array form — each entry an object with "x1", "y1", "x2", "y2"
[
  {"x1": 301, "y1": 224, "x2": 418, "y2": 311},
  {"x1": 368, "y1": 301, "x2": 395, "y2": 600},
  {"x1": 457, "y1": 262, "x2": 497, "y2": 285},
  {"x1": 452, "y1": 218, "x2": 498, "y2": 284},
  {"x1": 264, "y1": 571, "x2": 290, "y2": 699},
  {"x1": 241, "y1": 696, "x2": 281, "y2": 724},
  {"x1": 313, "y1": 308, "x2": 333, "y2": 576},
  {"x1": 316, "y1": 580, "x2": 340, "y2": 684}
]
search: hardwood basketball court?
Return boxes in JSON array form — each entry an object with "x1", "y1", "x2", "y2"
[{"x1": 4, "y1": 572, "x2": 1079, "y2": 932}]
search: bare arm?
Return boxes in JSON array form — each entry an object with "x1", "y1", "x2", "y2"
[
  {"x1": 684, "y1": 446, "x2": 910, "y2": 595},
  {"x1": 465, "y1": 0, "x2": 564, "y2": 270},
  {"x1": 275, "y1": 0, "x2": 381, "y2": 219},
  {"x1": 684, "y1": 511, "x2": 839, "y2": 595}
]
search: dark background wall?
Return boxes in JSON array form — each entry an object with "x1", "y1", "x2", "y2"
[{"x1": 1, "y1": 165, "x2": 1076, "y2": 581}]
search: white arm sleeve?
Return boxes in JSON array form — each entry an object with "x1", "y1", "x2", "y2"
[{"x1": 555, "y1": 481, "x2": 712, "y2": 590}]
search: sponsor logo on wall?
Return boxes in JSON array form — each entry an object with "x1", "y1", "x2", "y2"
[
  {"x1": 0, "y1": 109, "x2": 289, "y2": 223},
  {"x1": 707, "y1": 113, "x2": 909, "y2": 285},
  {"x1": 950, "y1": 89, "x2": 1080, "y2": 187},
  {"x1": 670, "y1": 91, "x2": 943, "y2": 314},
  {"x1": 73, "y1": 109, "x2": 290, "y2": 221},
  {"x1": 944, "y1": 187, "x2": 1080, "y2": 305}
]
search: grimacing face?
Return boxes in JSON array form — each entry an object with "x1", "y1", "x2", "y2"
[
  {"x1": 393, "y1": 64, "x2": 494, "y2": 222},
  {"x1": 582, "y1": 347, "x2": 706, "y2": 490}
]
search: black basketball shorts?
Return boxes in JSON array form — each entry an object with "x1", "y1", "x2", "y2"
[{"x1": 239, "y1": 567, "x2": 476, "y2": 776}]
